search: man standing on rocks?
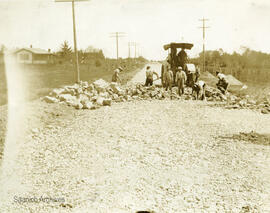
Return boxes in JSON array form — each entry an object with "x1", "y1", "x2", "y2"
[
  {"x1": 216, "y1": 71, "x2": 229, "y2": 94},
  {"x1": 161, "y1": 57, "x2": 171, "y2": 87},
  {"x1": 112, "y1": 66, "x2": 123, "y2": 83},
  {"x1": 175, "y1": 66, "x2": 187, "y2": 96},
  {"x1": 145, "y1": 65, "x2": 159, "y2": 86}
]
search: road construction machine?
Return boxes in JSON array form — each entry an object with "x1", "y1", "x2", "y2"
[{"x1": 161, "y1": 42, "x2": 197, "y2": 87}]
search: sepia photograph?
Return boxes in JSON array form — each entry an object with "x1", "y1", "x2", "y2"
[{"x1": 0, "y1": 0, "x2": 270, "y2": 212}]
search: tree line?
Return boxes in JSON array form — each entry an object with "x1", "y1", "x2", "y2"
[
  {"x1": 56, "y1": 41, "x2": 105, "y2": 65},
  {"x1": 191, "y1": 47, "x2": 270, "y2": 84}
]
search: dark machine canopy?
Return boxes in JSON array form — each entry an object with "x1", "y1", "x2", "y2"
[{"x1": 163, "y1": 43, "x2": 194, "y2": 51}]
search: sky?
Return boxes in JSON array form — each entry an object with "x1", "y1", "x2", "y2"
[{"x1": 0, "y1": 0, "x2": 269, "y2": 60}]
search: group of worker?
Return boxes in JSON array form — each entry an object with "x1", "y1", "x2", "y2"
[
  {"x1": 111, "y1": 52, "x2": 229, "y2": 100},
  {"x1": 163, "y1": 58, "x2": 206, "y2": 99}
]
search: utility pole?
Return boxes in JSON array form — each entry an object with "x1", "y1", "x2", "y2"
[
  {"x1": 128, "y1": 42, "x2": 132, "y2": 58},
  {"x1": 135, "y1": 43, "x2": 137, "y2": 58},
  {"x1": 134, "y1": 42, "x2": 139, "y2": 58},
  {"x1": 128, "y1": 42, "x2": 138, "y2": 58},
  {"x1": 110, "y1": 32, "x2": 126, "y2": 60},
  {"x1": 55, "y1": 0, "x2": 89, "y2": 83},
  {"x1": 198, "y1": 18, "x2": 210, "y2": 73},
  {"x1": 72, "y1": 0, "x2": 79, "y2": 83}
]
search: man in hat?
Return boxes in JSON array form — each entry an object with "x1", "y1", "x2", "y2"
[
  {"x1": 175, "y1": 66, "x2": 187, "y2": 96},
  {"x1": 163, "y1": 65, "x2": 174, "y2": 91},
  {"x1": 145, "y1": 65, "x2": 159, "y2": 86},
  {"x1": 112, "y1": 66, "x2": 123, "y2": 83},
  {"x1": 161, "y1": 56, "x2": 171, "y2": 87},
  {"x1": 216, "y1": 71, "x2": 229, "y2": 94}
]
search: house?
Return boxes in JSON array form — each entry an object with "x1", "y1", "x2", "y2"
[
  {"x1": 83, "y1": 46, "x2": 104, "y2": 61},
  {"x1": 14, "y1": 47, "x2": 53, "y2": 64},
  {"x1": 85, "y1": 46, "x2": 100, "y2": 53}
]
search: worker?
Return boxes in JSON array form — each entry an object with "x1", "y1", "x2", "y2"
[
  {"x1": 161, "y1": 57, "x2": 171, "y2": 87},
  {"x1": 177, "y1": 48, "x2": 188, "y2": 70},
  {"x1": 112, "y1": 66, "x2": 123, "y2": 83},
  {"x1": 175, "y1": 66, "x2": 187, "y2": 96},
  {"x1": 192, "y1": 80, "x2": 206, "y2": 100},
  {"x1": 216, "y1": 71, "x2": 229, "y2": 94},
  {"x1": 145, "y1": 66, "x2": 159, "y2": 86},
  {"x1": 164, "y1": 65, "x2": 174, "y2": 91},
  {"x1": 195, "y1": 65, "x2": 201, "y2": 82}
]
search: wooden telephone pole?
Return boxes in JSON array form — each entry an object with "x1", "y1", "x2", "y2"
[
  {"x1": 128, "y1": 42, "x2": 139, "y2": 58},
  {"x1": 110, "y1": 32, "x2": 126, "y2": 59},
  {"x1": 55, "y1": 0, "x2": 89, "y2": 83},
  {"x1": 128, "y1": 42, "x2": 133, "y2": 58},
  {"x1": 199, "y1": 18, "x2": 210, "y2": 72}
]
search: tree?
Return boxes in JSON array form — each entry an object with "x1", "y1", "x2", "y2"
[
  {"x1": 0, "y1": 44, "x2": 6, "y2": 53},
  {"x1": 59, "y1": 40, "x2": 72, "y2": 59}
]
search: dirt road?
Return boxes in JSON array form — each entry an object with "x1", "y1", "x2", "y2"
[
  {"x1": 129, "y1": 62, "x2": 162, "y2": 85},
  {"x1": 0, "y1": 64, "x2": 270, "y2": 213}
]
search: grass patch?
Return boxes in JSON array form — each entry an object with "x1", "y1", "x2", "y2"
[
  {"x1": 0, "y1": 58, "x2": 146, "y2": 161},
  {"x1": 0, "y1": 58, "x2": 146, "y2": 106}
]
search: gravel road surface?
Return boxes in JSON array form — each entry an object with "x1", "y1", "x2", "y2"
[{"x1": 0, "y1": 64, "x2": 270, "y2": 213}]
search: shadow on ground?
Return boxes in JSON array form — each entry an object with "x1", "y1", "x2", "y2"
[{"x1": 221, "y1": 131, "x2": 270, "y2": 146}]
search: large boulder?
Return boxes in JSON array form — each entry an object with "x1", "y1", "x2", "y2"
[
  {"x1": 110, "y1": 82, "x2": 123, "y2": 94},
  {"x1": 66, "y1": 99, "x2": 79, "y2": 107},
  {"x1": 75, "y1": 102, "x2": 83, "y2": 110},
  {"x1": 50, "y1": 88, "x2": 65, "y2": 97},
  {"x1": 103, "y1": 98, "x2": 112, "y2": 106},
  {"x1": 261, "y1": 108, "x2": 270, "y2": 114},
  {"x1": 239, "y1": 99, "x2": 247, "y2": 107},
  {"x1": 81, "y1": 81, "x2": 89, "y2": 89},
  {"x1": 228, "y1": 95, "x2": 237, "y2": 103},
  {"x1": 65, "y1": 83, "x2": 80, "y2": 90},
  {"x1": 75, "y1": 87, "x2": 83, "y2": 95},
  {"x1": 78, "y1": 94, "x2": 90, "y2": 105},
  {"x1": 112, "y1": 94, "x2": 119, "y2": 100},
  {"x1": 131, "y1": 88, "x2": 138, "y2": 96},
  {"x1": 93, "y1": 79, "x2": 109, "y2": 93},
  {"x1": 82, "y1": 100, "x2": 94, "y2": 109},
  {"x1": 64, "y1": 88, "x2": 76, "y2": 96},
  {"x1": 59, "y1": 94, "x2": 76, "y2": 102},
  {"x1": 96, "y1": 96, "x2": 105, "y2": 105},
  {"x1": 99, "y1": 92, "x2": 110, "y2": 98},
  {"x1": 44, "y1": 96, "x2": 59, "y2": 103},
  {"x1": 150, "y1": 90, "x2": 158, "y2": 98},
  {"x1": 87, "y1": 84, "x2": 95, "y2": 92}
]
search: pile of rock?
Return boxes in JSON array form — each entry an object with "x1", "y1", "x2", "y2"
[
  {"x1": 44, "y1": 79, "x2": 117, "y2": 110},
  {"x1": 43, "y1": 79, "x2": 189, "y2": 110},
  {"x1": 225, "y1": 95, "x2": 270, "y2": 114},
  {"x1": 43, "y1": 79, "x2": 270, "y2": 114},
  {"x1": 204, "y1": 86, "x2": 228, "y2": 101},
  {"x1": 205, "y1": 87, "x2": 270, "y2": 114}
]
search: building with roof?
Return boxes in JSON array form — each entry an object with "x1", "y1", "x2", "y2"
[{"x1": 14, "y1": 46, "x2": 53, "y2": 64}]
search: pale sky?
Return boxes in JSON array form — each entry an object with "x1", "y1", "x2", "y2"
[{"x1": 0, "y1": 0, "x2": 269, "y2": 60}]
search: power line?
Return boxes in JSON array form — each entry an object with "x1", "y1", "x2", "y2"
[
  {"x1": 110, "y1": 32, "x2": 126, "y2": 59},
  {"x1": 198, "y1": 18, "x2": 210, "y2": 72}
]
